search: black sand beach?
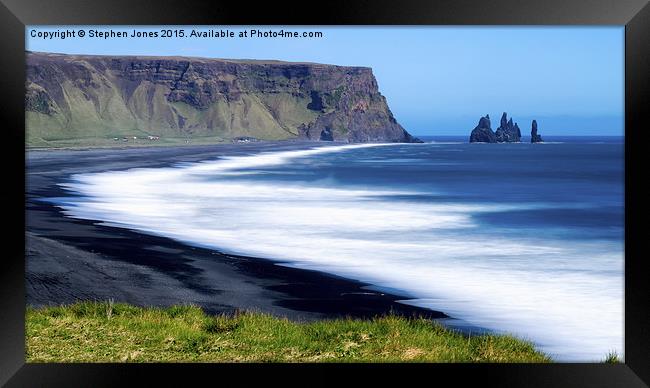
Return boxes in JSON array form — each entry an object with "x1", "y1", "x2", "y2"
[{"x1": 26, "y1": 142, "x2": 449, "y2": 322}]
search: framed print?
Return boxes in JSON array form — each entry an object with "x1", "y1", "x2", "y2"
[{"x1": 1, "y1": 0, "x2": 648, "y2": 386}]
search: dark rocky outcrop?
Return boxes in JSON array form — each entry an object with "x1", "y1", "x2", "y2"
[
  {"x1": 469, "y1": 114, "x2": 497, "y2": 143},
  {"x1": 494, "y1": 112, "x2": 522, "y2": 143},
  {"x1": 26, "y1": 51, "x2": 419, "y2": 145},
  {"x1": 531, "y1": 120, "x2": 543, "y2": 143},
  {"x1": 470, "y1": 112, "x2": 527, "y2": 144},
  {"x1": 319, "y1": 128, "x2": 334, "y2": 141}
]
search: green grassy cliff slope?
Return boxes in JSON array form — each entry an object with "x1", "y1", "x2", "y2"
[
  {"x1": 27, "y1": 302, "x2": 550, "y2": 362},
  {"x1": 26, "y1": 52, "x2": 418, "y2": 147}
]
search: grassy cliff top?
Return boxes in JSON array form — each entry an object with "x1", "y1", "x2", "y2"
[
  {"x1": 27, "y1": 301, "x2": 551, "y2": 363},
  {"x1": 26, "y1": 51, "x2": 372, "y2": 69}
]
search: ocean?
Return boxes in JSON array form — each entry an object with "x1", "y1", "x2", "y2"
[{"x1": 52, "y1": 136, "x2": 624, "y2": 361}]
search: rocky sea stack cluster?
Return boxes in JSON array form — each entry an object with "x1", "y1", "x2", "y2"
[
  {"x1": 495, "y1": 113, "x2": 521, "y2": 143},
  {"x1": 469, "y1": 112, "x2": 543, "y2": 143}
]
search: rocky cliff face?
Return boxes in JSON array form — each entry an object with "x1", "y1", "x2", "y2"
[
  {"x1": 531, "y1": 120, "x2": 543, "y2": 143},
  {"x1": 26, "y1": 52, "x2": 418, "y2": 146},
  {"x1": 494, "y1": 112, "x2": 522, "y2": 143},
  {"x1": 469, "y1": 114, "x2": 497, "y2": 143}
]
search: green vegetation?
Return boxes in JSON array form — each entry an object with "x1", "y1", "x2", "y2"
[
  {"x1": 27, "y1": 301, "x2": 551, "y2": 363},
  {"x1": 25, "y1": 89, "x2": 305, "y2": 148},
  {"x1": 25, "y1": 56, "x2": 320, "y2": 148},
  {"x1": 603, "y1": 351, "x2": 621, "y2": 363},
  {"x1": 323, "y1": 86, "x2": 346, "y2": 107},
  {"x1": 25, "y1": 135, "x2": 230, "y2": 150}
]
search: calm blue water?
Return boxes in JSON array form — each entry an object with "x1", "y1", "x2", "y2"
[{"x1": 55, "y1": 137, "x2": 624, "y2": 361}]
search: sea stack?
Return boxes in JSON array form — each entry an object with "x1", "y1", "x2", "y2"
[
  {"x1": 494, "y1": 112, "x2": 522, "y2": 142},
  {"x1": 531, "y1": 120, "x2": 543, "y2": 143},
  {"x1": 469, "y1": 114, "x2": 497, "y2": 143}
]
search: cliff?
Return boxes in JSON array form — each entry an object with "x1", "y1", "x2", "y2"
[{"x1": 25, "y1": 52, "x2": 418, "y2": 147}]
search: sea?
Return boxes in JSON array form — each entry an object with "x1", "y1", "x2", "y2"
[{"x1": 52, "y1": 135, "x2": 624, "y2": 361}]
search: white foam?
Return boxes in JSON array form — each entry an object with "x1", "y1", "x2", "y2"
[{"x1": 55, "y1": 143, "x2": 623, "y2": 361}]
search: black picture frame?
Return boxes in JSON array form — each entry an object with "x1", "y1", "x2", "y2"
[{"x1": 2, "y1": 0, "x2": 648, "y2": 386}]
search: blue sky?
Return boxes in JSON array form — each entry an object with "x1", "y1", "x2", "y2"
[{"x1": 26, "y1": 26, "x2": 624, "y2": 136}]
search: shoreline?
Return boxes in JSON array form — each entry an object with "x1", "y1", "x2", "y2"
[
  {"x1": 26, "y1": 138, "x2": 352, "y2": 153},
  {"x1": 27, "y1": 142, "x2": 457, "y2": 324}
]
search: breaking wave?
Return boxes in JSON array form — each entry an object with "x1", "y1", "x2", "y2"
[{"x1": 54, "y1": 143, "x2": 623, "y2": 361}]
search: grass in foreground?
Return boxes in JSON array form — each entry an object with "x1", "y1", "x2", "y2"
[
  {"x1": 603, "y1": 351, "x2": 621, "y2": 363},
  {"x1": 27, "y1": 301, "x2": 551, "y2": 363}
]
